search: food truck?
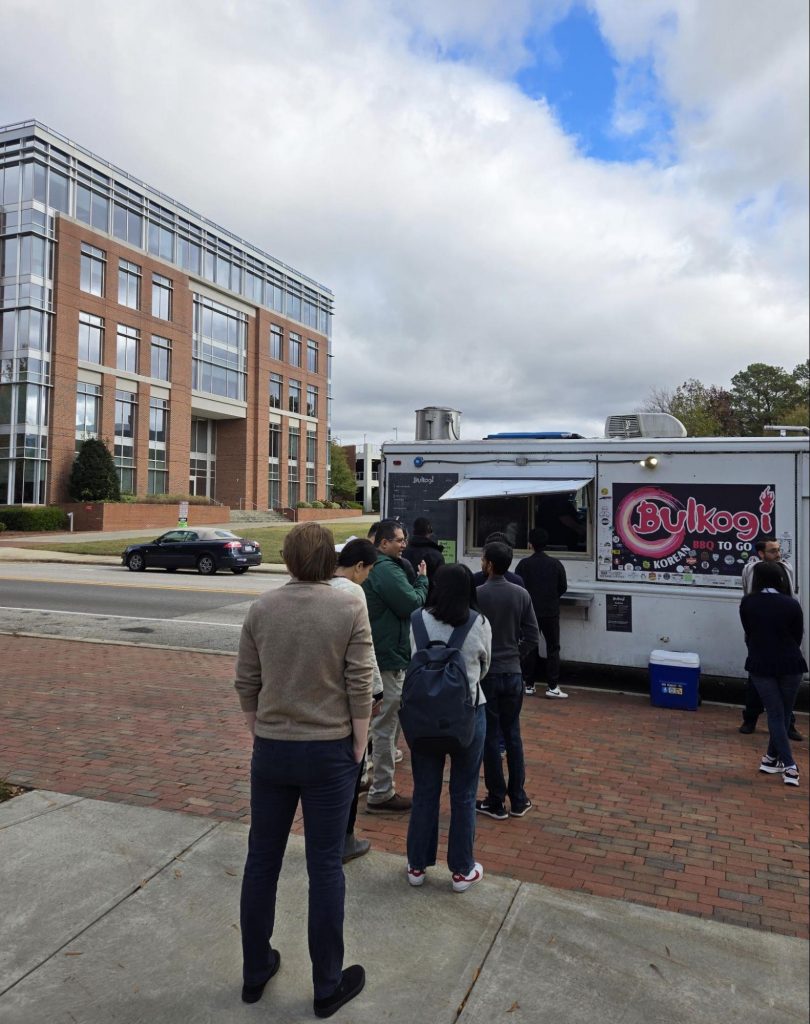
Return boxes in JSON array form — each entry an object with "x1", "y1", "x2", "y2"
[{"x1": 379, "y1": 411, "x2": 809, "y2": 678}]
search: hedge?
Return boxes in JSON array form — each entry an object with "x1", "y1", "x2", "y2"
[{"x1": 0, "y1": 506, "x2": 69, "y2": 531}]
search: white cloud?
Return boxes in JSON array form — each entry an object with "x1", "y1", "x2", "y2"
[{"x1": 0, "y1": 0, "x2": 806, "y2": 446}]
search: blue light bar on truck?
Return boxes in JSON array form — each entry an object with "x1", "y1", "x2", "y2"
[{"x1": 483, "y1": 432, "x2": 584, "y2": 439}]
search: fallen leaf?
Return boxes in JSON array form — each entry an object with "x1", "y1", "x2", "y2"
[
  {"x1": 224, "y1": 869, "x2": 238, "y2": 877},
  {"x1": 506, "y1": 1000, "x2": 520, "y2": 1013},
  {"x1": 174, "y1": 870, "x2": 183, "y2": 879},
  {"x1": 649, "y1": 963, "x2": 664, "y2": 978}
]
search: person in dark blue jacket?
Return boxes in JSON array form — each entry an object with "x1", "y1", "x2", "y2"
[{"x1": 739, "y1": 560, "x2": 807, "y2": 788}]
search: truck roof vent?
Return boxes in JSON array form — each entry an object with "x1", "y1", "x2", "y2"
[{"x1": 605, "y1": 413, "x2": 687, "y2": 439}]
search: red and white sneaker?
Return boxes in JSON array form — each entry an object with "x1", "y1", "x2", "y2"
[
  {"x1": 451, "y1": 862, "x2": 483, "y2": 893},
  {"x1": 407, "y1": 865, "x2": 426, "y2": 887}
]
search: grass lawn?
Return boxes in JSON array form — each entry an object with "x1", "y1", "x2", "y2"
[{"x1": 16, "y1": 522, "x2": 367, "y2": 564}]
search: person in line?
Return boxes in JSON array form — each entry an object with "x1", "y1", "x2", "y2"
[
  {"x1": 515, "y1": 527, "x2": 569, "y2": 698},
  {"x1": 235, "y1": 523, "x2": 373, "y2": 1018},
  {"x1": 739, "y1": 538, "x2": 802, "y2": 740},
  {"x1": 406, "y1": 564, "x2": 492, "y2": 891},
  {"x1": 402, "y1": 517, "x2": 445, "y2": 584},
  {"x1": 471, "y1": 531, "x2": 526, "y2": 588},
  {"x1": 475, "y1": 541, "x2": 539, "y2": 819},
  {"x1": 330, "y1": 537, "x2": 385, "y2": 863},
  {"x1": 363, "y1": 520, "x2": 429, "y2": 812},
  {"x1": 740, "y1": 560, "x2": 807, "y2": 788}
]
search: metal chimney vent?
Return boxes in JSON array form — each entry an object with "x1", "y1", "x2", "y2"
[{"x1": 415, "y1": 407, "x2": 461, "y2": 441}]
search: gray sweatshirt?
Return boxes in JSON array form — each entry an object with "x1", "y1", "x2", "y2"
[{"x1": 476, "y1": 575, "x2": 541, "y2": 674}]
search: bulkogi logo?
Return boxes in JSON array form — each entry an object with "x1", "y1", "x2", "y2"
[{"x1": 615, "y1": 485, "x2": 774, "y2": 563}]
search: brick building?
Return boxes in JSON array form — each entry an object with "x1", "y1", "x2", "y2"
[{"x1": 0, "y1": 121, "x2": 333, "y2": 509}]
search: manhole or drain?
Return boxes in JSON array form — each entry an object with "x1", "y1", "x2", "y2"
[{"x1": 121, "y1": 626, "x2": 155, "y2": 634}]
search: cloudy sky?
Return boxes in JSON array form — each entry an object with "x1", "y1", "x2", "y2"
[{"x1": 2, "y1": 0, "x2": 807, "y2": 443}]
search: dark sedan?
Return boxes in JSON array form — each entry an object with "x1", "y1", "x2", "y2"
[{"x1": 122, "y1": 528, "x2": 262, "y2": 575}]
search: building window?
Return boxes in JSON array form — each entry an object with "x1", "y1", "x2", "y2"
[
  {"x1": 116, "y1": 324, "x2": 139, "y2": 374},
  {"x1": 150, "y1": 335, "x2": 171, "y2": 381},
  {"x1": 289, "y1": 332, "x2": 302, "y2": 367},
  {"x1": 78, "y1": 313, "x2": 104, "y2": 364},
  {"x1": 75, "y1": 382, "x2": 101, "y2": 449},
  {"x1": 114, "y1": 390, "x2": 137, "y2": 493},
  {"x1": 288, "y1": 423, "x2": 300, "y2": 507},
  {"x1": 288, "y1": 379, "x2": 301, "y2": 414},
  {"x1": 306, "y1": 431, "x2": 317, "y2": 502},
  {"x1": 306, "y1": 384, "x2": 318, "y2": 417},
  {"x1": 118, "y1": 260, "x2": 141, "y2": 309},
  {"x1": 269, "y1": 373, "x2": 282, "y2": 409},
  {"x1": 270, "y1": 324, "x2": 283, "y2": 361},
  {"x1": 307, "y1": 339, "x2": 318, "y2": 373},
  {"x1": 148, "y1": 217, "x2": 175, "y2": 262},
  {"x1": 80, "y1": 244, "x2": 105, "y2": 297},
  {"x1": 268, "y1": 421, "x2": 281, "y2": 509},
  {"x1": 189, "y1": 417, "x2": 217, "y2": 498},
  {"x1": 113, "y1": 203, "x2": 143, "y2": 246},
  {"x1": 152, "y1": 273, "x2": 172, "y2": 321},
  {"x1": 192, "y1": 294, "x2": 248, "y2": 400},
  {"x1": 76, "y1": 184, "x2": 109, "y2": 231},
  {"x1": 148, "y1": 397, "x2": 169, "y2": 494}
]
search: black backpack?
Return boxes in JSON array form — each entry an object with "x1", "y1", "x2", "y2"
[{"x1": 399, "y1": 610, "x2": 480, "y2": 755}]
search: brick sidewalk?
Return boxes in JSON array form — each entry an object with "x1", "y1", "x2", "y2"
[{"x1": 1, "y1": 634, "x2": 807, "y2": 939}]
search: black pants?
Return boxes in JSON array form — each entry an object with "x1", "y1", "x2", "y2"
[
  {"x1": 521, "y1": 616, "x2": 561, "y2": 688},
  {"x1": 742, "y1": 677, "x2": 797, "y2": 730}
]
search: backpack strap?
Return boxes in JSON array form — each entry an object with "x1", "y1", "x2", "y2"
[{"x1": 410, "y1": 609, "x2": 431, "y2": 651}]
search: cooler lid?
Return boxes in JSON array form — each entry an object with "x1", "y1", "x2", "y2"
[{"x1": 649, "y1": 650, "x2": 701, "y2": 668}]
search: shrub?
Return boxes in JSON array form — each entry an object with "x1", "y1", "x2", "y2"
[
  {"x1": 0, "y1": 506, "x2": 69, "y2": 531},
  {"x1": 296, "y1": 501, "x2": 311, "y2": 508},
  {"x1": 328, "y1": 501, "x2": 341, "y2": 509},
  {"x1": 0, "y1": 522, "x2": 6, "y2": 533},
  {"x1": 69, "y1": 438, "x2": 120, "y2": 502},
  {"x1": 310, "y1": 500, "x2": 325, "y2": 509}
]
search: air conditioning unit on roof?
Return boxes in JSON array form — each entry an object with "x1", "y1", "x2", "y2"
[{"x1": 605, "y1": 413, "x2": 687, "y2": 439}]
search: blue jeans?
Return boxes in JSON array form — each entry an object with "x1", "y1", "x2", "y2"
[
  {"x1": 481, "y1": 672, "x2": 527, "y2": 810},
  {"x1": 406, "y1": 704, "x2": 486, "y2": 875},
  {"x1": 749, "y1": 674, "x2": 803, "y2": 768},
  {"x1": 240, "y1": 735, "x2": 359, "y2": 999}
]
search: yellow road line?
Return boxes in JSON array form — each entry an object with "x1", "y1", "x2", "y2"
[{"x1": 0, "y1": 575, "x2": 261, "y2": 595}]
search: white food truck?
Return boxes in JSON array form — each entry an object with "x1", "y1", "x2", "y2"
[{"x1": 379, "y1": 412, "x2": 809, "y2": 679}]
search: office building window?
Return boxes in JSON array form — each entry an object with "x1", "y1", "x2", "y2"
[
  {"x1": 76, "y1": 184, "x2": 109, "y2": 231},
  {"x1": 80, "y1": 244, "x2": 105, "y2": 297},
  {"x1": 306, "y1": 431, "x2": 317, "y2": 502},
  {"x1": 288, "y1": 423, "x2": 300, "y2": 507},
  {"x1": 288, "y1": 379, "x2": 301, "y2": 414},
  {"x1": 269, "y1": 373, "x2": 282, "y2": 409},
  {"x1": 116, "y1": 324, "x2": 139, "y2": 373},
  {"x1": 75, "y1": 382, "x2": 101, "y2": 450},
  {"x1": 268, "y1": 421, "x2": 281, "y2": 509},
  {"x1": 78, "y1": 313, "x2": 104, "y2": 364},
  {"x1": 152, "y1": 273, "x2": 172, "y2": 321},
  {"x1": 113, "y1": 202, "x2": 143, "y2": 246},
  {"x1": 118, "y1": 259, "x2": 141, "y2": 309},
  {"x1": 270, "y1": 324, "x2": 283, "y2": 361},
  {"x1": 148, "y1": 218, "x2": 175, "y2": 262},
  {"x1": 306, "y1": 384, "x2": 318, "y2": 417},
  {"x1": 307, "y1": 339, "x2": 318, "y2": 373},
  {"x1": 289, "y1": 332, "x2": 302, "y2": 367},
  {"x1": 192, "y1": 294, "x2": 248, "y2": 400},
  {"x1": 150, "y1": 335, "x2": 171, "y2": 381},
  {"x1": 148, "y1": 397, "x2": 169, "y2": 494},
  {"x1": 114, "y1": 390, "x2": 137, "y2": 493}
]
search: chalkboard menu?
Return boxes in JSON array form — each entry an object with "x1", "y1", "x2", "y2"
[
  {"x1": 385, "y1": 472, "x2": 459, "y2": 558},
  {"x1": 605, "y1": 594, "x2": 633, "y2": 633}
]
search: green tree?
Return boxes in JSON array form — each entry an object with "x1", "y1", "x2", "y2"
[
  {"x1": 68, "y1": 438, "x2": 121, "y2": 501},
  {"x1": 729, "y1": 363, "x2": 801, "y2": 435},
  {"x1": 780, "y1": 359, "x2": 810, "y2": 427},
  {"x1": 643, "y1": 379, "x2": 739, "y2": 436},
  {"x1": 329, "y1": 441, "x2": 356, "y2": 500}
]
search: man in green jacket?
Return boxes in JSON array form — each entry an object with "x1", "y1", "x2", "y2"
[{"x1": 363, "y1": 520, "x2": 429, "y2": 812}]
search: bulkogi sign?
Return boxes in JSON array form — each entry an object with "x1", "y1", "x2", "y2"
[{"x1": 597, "y1": 483, "x2": 776, "y2": 588}]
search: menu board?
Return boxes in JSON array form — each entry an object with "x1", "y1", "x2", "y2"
[
  {"x1": 605, "y1": 594, "x2": 633, "y2": 632},
  {"x1": 385, "y1": 472, "x2": 459, "y2": 557}
]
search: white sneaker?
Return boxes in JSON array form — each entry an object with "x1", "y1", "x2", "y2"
[
  {"x1": 545, "y1": 686, "x2": 568, "y2": 699},
  {"x1": 451, "y1": 862, "x2": 483, "y2": 892},
  {"x1": 394, "y1": 748, "x2": 404, "y2": 763},
  {"x1": 407, "y1": 865, "x2": 426, "y2": 886}
]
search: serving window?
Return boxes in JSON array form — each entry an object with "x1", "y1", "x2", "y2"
[{"x1": 465, "y1": 482, "x2": 592, "y2": 557}]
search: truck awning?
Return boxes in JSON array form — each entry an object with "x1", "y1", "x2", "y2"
[{"x1": 438, "y1": 476, "x2": 593, "y2": 501}]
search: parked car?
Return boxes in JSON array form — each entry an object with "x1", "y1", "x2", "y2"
[{"x1": 122, "y1": 528, "x2": 262, "y2": 575}]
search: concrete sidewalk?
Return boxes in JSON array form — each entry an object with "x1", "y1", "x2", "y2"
[{"x1": 1, "y1": 790, "x2": 806, "y2": 1024}]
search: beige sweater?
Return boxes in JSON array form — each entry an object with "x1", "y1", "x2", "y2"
[{"x1": 234, "y1": 580, "x2": 374, "y2": 741}]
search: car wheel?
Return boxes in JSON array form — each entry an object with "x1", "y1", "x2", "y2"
[
  {"x1": 232, "y1": 567, "x2": 249, "y2": 575},
  {"x1": 197, "y1": 554, "x2": 217, "y2": 576},
  {"x1": 165, "y1": 567, "x2": 178, "y2": 573},
  {"x1": 127, "y1": 552, "x2": 146, "y2": 572}
]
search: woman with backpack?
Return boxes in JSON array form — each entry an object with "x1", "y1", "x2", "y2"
[{"x1": 404, "y1": 563, "x2": 492, "y2": 892}]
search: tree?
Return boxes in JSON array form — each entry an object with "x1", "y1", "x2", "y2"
[
  {"x1": 68, "y1": 438, "x2": 121, "y2": 501},
  {"x1": 729, "y1": 363, "x2": 802, "y2": 435},
  {"x1": 643, "y1": 379, "x2": 739, "y2": 436},
  {"x1": 329, "y1": 441, "x2": 356, "y2": 501},
  {"x1": 780, "y1": 359, "x2": 810, "y2": 428}
]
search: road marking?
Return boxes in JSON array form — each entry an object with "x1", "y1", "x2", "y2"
[
  {"x1": 0, "y1": 575, "x2": 262, "y2": 595},
  {"x1": 0, "y1": 606, "x2": 244, "y2": 627}
]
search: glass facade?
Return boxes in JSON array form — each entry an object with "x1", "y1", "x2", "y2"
[
  {"x1": 268, "y1": 421, "x2": 280, "y2": 508},
  {"x1": 189, "y1": 416, "x2": 216, "y2": 498},
  {"x1": 287, "y1": 423, "x2": 299, "y2": 507},
  {"x1": 113, "y1": 389, "x2": 136, "y2": 493},
  {"x1": 148, "y1": 397, "x2": 168, "y2": 494},
  {"x1": 192, "y1": 293, "x2": 247, "y2": 400}
]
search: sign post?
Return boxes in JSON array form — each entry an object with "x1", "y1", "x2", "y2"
[{"x1": 178, "y1": 501, "x2": 189, "y2": 528}]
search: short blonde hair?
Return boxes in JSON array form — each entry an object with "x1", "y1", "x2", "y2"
[{"x1": 282, "y1": 522, "x2": 337, "y2": 581}]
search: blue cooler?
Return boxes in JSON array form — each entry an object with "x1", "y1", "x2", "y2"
[{"x1": 649, "y1": 650, "x2": 700, "y2": 710}]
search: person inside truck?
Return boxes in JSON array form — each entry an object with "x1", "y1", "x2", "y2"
[{"x1": 534, "y1": 491, "x2": 586, "y2": 552}]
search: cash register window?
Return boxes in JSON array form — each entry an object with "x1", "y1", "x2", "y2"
[{"x1": 467, "y1": 484, "x2": 591, "y2": 557}]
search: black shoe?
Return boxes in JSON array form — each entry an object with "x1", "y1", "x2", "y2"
[
  {"x1": 738, "y1": 723, "x2": 755, "y2": 734},
  {"x1": 789, "y1": 727, "x2": 804, "y2": 742},
  {"x1": 314, "y1": 965, "x2": 365, "y2": 1018},
  {"x1": 241, "y1": 949, "x2": 281, "y2": 1003}
]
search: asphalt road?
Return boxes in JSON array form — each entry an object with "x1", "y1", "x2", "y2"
[{"x1": 0, "y1": 563, "x2": 288, "y2": 653}]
